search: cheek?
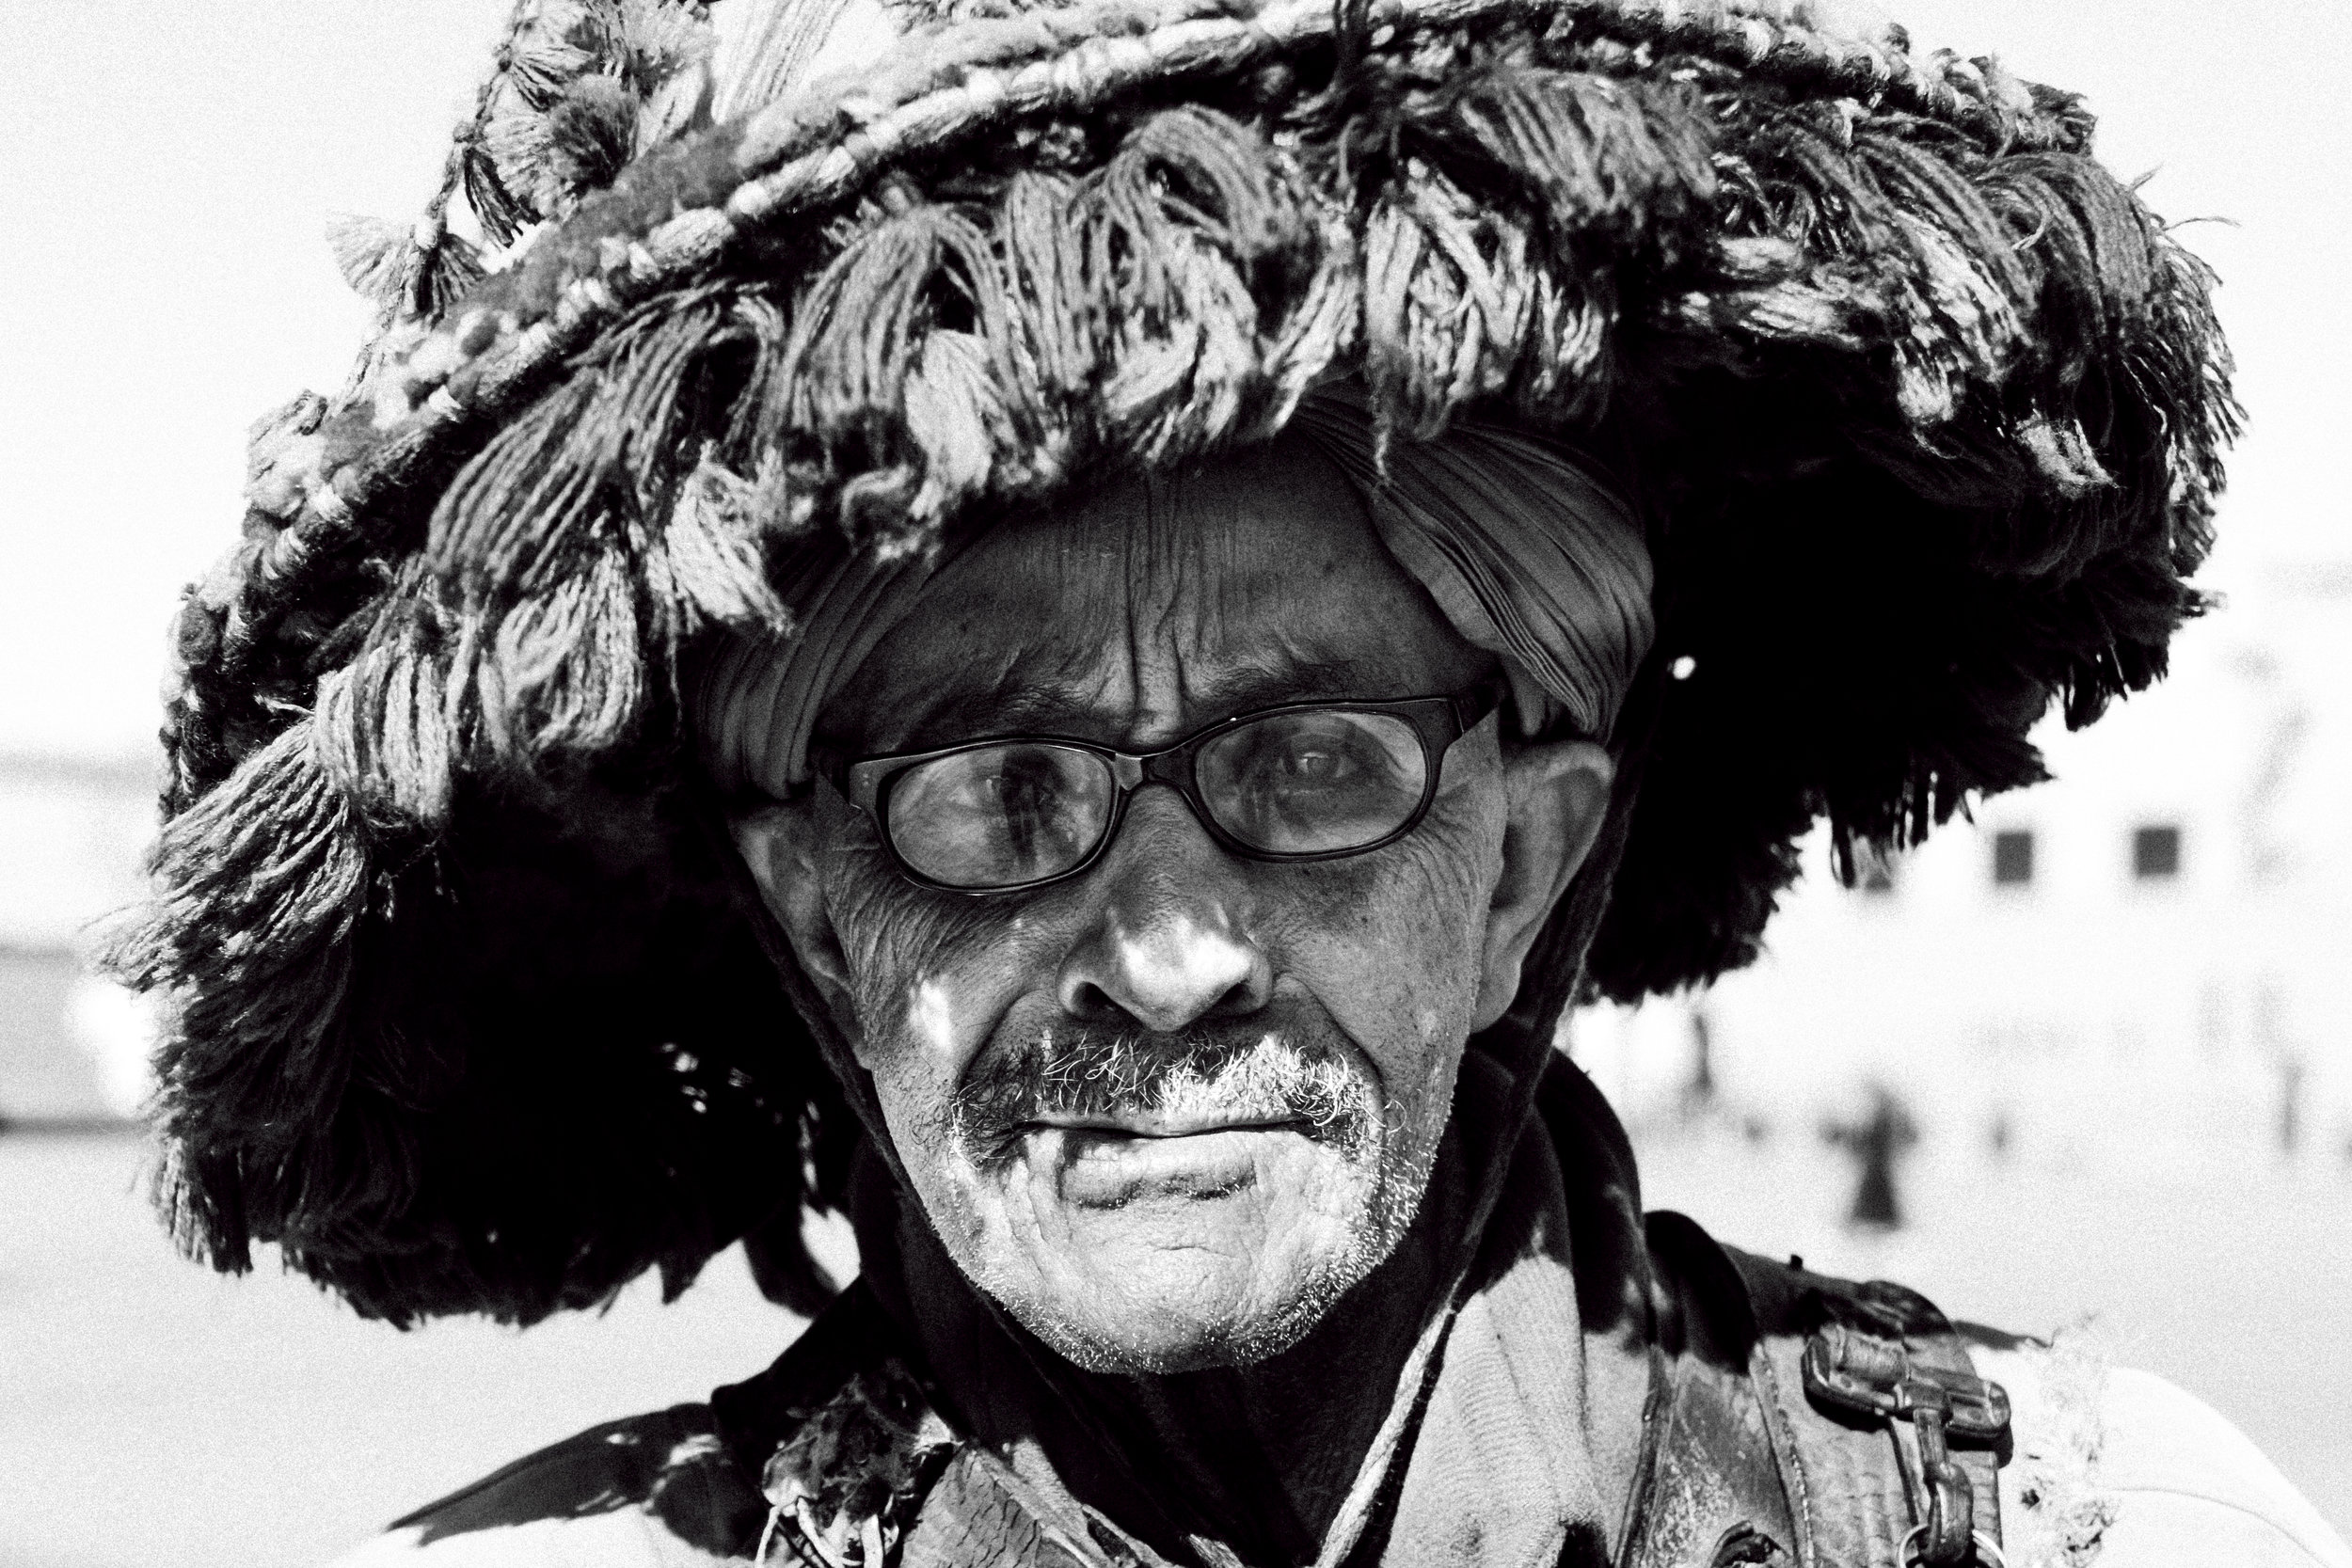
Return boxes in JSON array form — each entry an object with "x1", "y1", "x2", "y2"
[
  {"x1": 1258, "y1": 798, "x2": 1504, "y2": 1108},
  {"x1": 818, "y1": 841, "x2": 1060, "y2": 1125}
]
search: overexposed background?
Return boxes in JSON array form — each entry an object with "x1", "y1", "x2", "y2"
[{"x1": 2, "y1": 2, "x2": 2346, "y2": 1564}]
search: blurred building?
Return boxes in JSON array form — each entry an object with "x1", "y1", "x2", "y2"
[
  {"x1": 0, "y1": 752, "x2": 156, "y2": 1124},
  {"x1": 1579, "y1": 558, "x2": 2352, "y2": 1176}
]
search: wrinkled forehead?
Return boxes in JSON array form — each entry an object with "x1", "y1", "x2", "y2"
[{"x1": 820, "y1": 440, "x2": 1489, "y2": 755}]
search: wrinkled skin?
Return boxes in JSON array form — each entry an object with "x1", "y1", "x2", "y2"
[{"x1": 732, "y1": 440, "x2": 1614, "y2": 1381}]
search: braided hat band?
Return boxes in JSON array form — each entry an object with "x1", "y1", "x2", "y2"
[{"x1": 114, "y1": 0, "x2": 2234, "y2": 1323}]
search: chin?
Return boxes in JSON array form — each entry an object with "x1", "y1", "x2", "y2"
[
  {"x1": 999, "y1": 1248, "x2": 1359, "y2": 1375},
  {"x1": 965, "y1": 1159, "x2": 1413, "y2": 1374}
]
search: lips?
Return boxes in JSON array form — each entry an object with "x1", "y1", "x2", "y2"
[
  {"x1": 1025, "y1": 1121, "x2": 1312, "y2": 1208},
  {"x1": 1026, "y1": 1111, "x2": 1309, "y2": 1139}
]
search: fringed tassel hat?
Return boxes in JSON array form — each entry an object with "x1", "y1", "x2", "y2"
[{"x1": 112, "y1": 0, "x2": 2235, "y2": 1323}]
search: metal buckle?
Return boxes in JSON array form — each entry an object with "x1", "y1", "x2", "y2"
[
  {"x1": 1803, "y1": 1323, "x2": 2012, "y2": 1566},
  {"x1": 1901, "y1": 1528, "x2": 2009, "y2": 1568}
]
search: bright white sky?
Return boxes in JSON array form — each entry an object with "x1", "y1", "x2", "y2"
[{"x1": 1, "y1": 0, "x2": 2344, "y2": 759}]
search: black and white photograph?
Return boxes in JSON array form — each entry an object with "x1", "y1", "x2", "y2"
[{"x1": 3, "y1": 0, "x2": 2346, "y2": 1563}]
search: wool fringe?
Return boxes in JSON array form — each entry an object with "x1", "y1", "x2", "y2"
[
  {"x1": 2004, "y1": 1326, "x2": 2119, "y2": 1568},
  {"x1": 313, "y1": 621, "x2": 465, "y2": 825},
  {"x1": 656, "y1": 451, "x2": 794, "y2": 632},
  {"x1": 314, "y1": 282, "x2": 814, "y2": 816},
  {"x1": 754, "y1": 104, "x2": 1348, "y2": 554},
  {"x1": 107, "y1": 721, "x2": 369, "y2": 1046},
  {"x1": 102, "y1": 721, "x2": 377, "y2": 1271},
  {"x1": 323, "y1": 71, "x2": 2232, "y2": 853},
  {"x1": 471, "y1": 0, "x2": 718, "y2": 236},
  {"x1": 478, "y1": 546, "x2": 648, "y2": 766}
]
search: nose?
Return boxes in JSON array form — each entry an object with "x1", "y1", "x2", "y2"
[{"x1": 1055, "y1": 790, "x2": 1273, "y2": 1034}]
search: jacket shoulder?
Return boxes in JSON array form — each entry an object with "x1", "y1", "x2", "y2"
[
  {"x1": 329, "y1": 1404, "x2": 768, "y2": 1565},
  {"x1": 709, "y1": 1278, "x2": 966, "y2": 1564},
  {"x1": 1972, "y1": 1338, "x2": 2351, "y2": 1568},
  {"x1": 332, "y1": 1280, "x2": 975, "y2": 1567}
]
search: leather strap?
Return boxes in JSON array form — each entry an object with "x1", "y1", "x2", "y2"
[
  {"x1": 1617, "y1": 1214, "x2": 2006, "y2": 1568},
  {"x1": 1615, "y1": 1214, "x2": 1801, "y2": 1568},
  {"x1": 1794, "y1": 1276, "x2": 2008, "y2": 1566}
]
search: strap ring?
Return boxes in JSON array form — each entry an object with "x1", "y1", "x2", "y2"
[{"x1": 1899, "y1": 1526, "x2": 2009, "y2": 1568}]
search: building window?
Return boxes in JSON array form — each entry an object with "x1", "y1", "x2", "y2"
[
  {"x1": 1992, "y1": 829, "x2": 2035, "y2": 887},
  {"x1": 2133, "y1": 824, "x2": 2182, "y2": 879}
]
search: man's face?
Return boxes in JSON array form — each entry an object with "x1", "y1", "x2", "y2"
[{"x1": 734, "y1": 442, "x2": 1610, "y2": 1373}]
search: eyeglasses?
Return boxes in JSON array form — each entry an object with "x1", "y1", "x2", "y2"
[{"x1": 832, "y1": 680, "x2": 1505, "y2": 894}]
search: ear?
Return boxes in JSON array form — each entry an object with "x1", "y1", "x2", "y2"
[
  {"x1": 1472, "y1": 738, "x2": 1616, "y2": 1031},
  {"x1": 730, "y1": 797, "x2": 861, "y2": 1035}
]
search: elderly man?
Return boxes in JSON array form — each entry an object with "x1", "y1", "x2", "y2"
[{"x1": 117, "y1": 0, "x2": 2346, "y2": 1563}]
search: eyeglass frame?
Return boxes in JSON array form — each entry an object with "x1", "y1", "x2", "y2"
[{"x1": 826, "y1": 677, "x2": 1510, "y2": 895}]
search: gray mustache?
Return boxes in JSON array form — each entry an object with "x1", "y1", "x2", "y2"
[{"x1": 949, "y1": 1024, "x2": 1370, "y2": 1160}]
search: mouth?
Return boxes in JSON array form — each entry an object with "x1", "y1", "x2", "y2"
[
  {"x1": 1024, "y1": 1112, "x2": 1312, "y2": 1139},
  {"x1": 1016, "y1": 1120, "x2": 1317, "y2": 1208}
]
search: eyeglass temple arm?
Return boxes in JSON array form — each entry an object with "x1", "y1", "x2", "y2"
[{"x1": 1454, "y1": 675, "x2": 1510, "y2": 733}]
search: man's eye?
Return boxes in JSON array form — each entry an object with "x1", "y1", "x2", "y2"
[
  {"x1": 882, "y1": 744, "x2": 1117, "y2": 888},
  {"x1": 976, "y1": 765, "x2": 1055, "y2": 809},
  {"x1": 1197, "y1": 711, "x2": 1429, "y2": 854},
  {"x1": 1214, "y1": 718, "x2": 1411, "y2": 803},
  {"x1": 1273, "y1": 745, "x2": 1354, "y2": 784},
  {"x1": 1244, "y1": 726, "x2": 1394, "y2": 794}
]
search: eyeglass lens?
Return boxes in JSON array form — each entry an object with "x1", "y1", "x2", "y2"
[
  {"x1": 1196, "y1": 709, "x2": 1427, "y2": 853},
  {"x1": 882, "y1": 710, "x2": 1432, "y2": 890},
  {"x1": 886, "y1": 743, "x2": 1118, "y2": 890}
]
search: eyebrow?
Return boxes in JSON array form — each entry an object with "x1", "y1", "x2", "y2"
[{"x1": 866, "y1": 655, "x2": 1376, "y2": 754}]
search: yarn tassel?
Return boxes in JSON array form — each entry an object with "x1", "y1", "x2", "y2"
[
  {"x1": 777, "y1": 200, "x2": 1009, "y2": 548},
  {"x1": 656, "y1": 451, "x2": 793, "y2": 631},
  {"x1": 430, "y1": 290, "x2": 738, "y2": 581},
  {"x1": 1252, "y1": 213, "x2": 1359, "y2": 438},
  {"x1": 992, "y1": 170, "x2": 1093, "y2": 483},
  {"x1": 110, "y1": 720, "x2": 368, "y2": 1017},
  {"x1": 468, "y1": 0, "x2": 714, "y2": 230},
  {"x1": 499, "y1": 0, "x2": 603, "y2": 107},
  {"x1": 475, "y1": 546, "x2": 647, "y2": 766},
  {"x1": 1883, "y1": 209, "x2": 2023, "y2": 426},
  {"x1": 311, "y1": 614, "x2": 464, "y2": 827},
  {"x1": 1363, "y1": 168, "x2": 1534, "y2": 446},
  {"x1": 900, "y1": 331, "x2": 1007, "y2": 535},
  {"x1": 1448, "y1": 68, "x2": 1714, "y2": 255},
  {"x1": 327, "y1": 213, "x2": 486, "y2": 325},
  {"x1": 102, "y1": 720, "x2": 375, "y2": 1261},
  {"x1": 327, "y1": 214, "x2": 419, "y2": 309},
  {"x1": 493, "y1": 76, "x2": 644, "y2": 217},
  {"x1": 1071, "y1": 107, "x2": 1311, "y2": 466},
  {"x1": 480, "y1": 0, "x2": 621, "y2": 221}
]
